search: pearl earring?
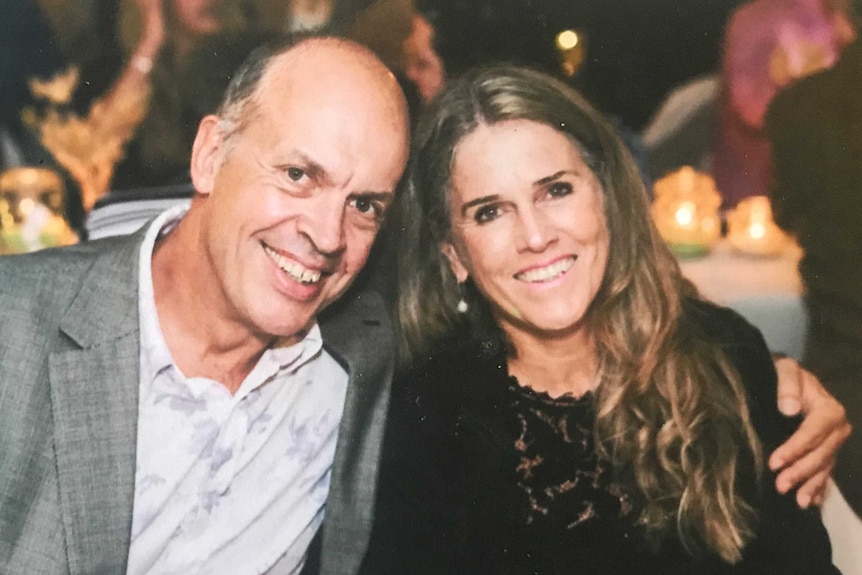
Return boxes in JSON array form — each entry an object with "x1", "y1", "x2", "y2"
[{"x1": 457, "y1": 282, "x2": 468, "y2": 313}]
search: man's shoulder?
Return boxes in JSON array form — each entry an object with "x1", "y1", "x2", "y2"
[
  {"x1": 0, "y1": 234, "x2": 141, "y2": 318},
  {"x1": 1, "y1": 236, "x2": 128, "y2": 287},
  {"x1": 318, "y1": 286, "x2": 396, "y2": 371}
]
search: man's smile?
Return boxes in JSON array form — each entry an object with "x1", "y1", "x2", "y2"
[{"x1": 262, "y1": 243, "x2": 323, "y2": 285}]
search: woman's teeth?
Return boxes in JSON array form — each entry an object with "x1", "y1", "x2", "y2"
[{"x1": 515, "y1": 257, "x2": 576, "y2": 283}]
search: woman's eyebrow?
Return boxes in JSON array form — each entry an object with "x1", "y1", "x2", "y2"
[
  {"x1": 460, "y1": 194, "x2": 500, "y2": 217},
  {"x1": 533, "y1": 170, "x2": 574, "y2": 187}
]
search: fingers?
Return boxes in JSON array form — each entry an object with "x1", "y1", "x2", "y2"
[
  {"x1": 771, "y1": 417, "x2": 850, "y2": 508},
  {"x1": 773, "y1": 431, "x2": 838, "y2": 494},
  {"x1": 774, "y1": 356, "x2": 804, "y2": 416},
  {"x1": 789, "y1": 467, "x2": 833, "y2": 509},
  {"x1": 769, "y1": 404, "x2": 835, "y2": 471},
  {"x1": 771, "y1": 410, "x2": 850, "y2": 475}
]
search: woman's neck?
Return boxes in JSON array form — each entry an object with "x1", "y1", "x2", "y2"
[{"x1": 505, "y1": 325, "x2": 598, "y2": 399}]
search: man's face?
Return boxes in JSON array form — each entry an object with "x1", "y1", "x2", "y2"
[{"x1": 191, "y1": 52, "x2": 409, "y2": 342}]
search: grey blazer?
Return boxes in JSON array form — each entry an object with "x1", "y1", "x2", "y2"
[{"x1": 0, "y1": 230, "x2": 395, "y2": 575}]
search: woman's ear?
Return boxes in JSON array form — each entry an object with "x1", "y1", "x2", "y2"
[
  {"x1": 440, "y1": 242, "x2": 469, "y2": 283},
  {"x1": 189, "y1": 115, "x2": 224, "y2": 197}
]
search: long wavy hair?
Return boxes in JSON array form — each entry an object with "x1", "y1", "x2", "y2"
[{"x1": 397, "y1": 65, "x2": 763, "y2": 563}]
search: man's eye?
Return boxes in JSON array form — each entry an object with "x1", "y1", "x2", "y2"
[
  {"x1": 351, "y1": 197, "x2": 383, "y2": 218},
  {"x1": 286, "y1": 167, "x2": 305, "y2": 181},
  {"x1": 548, "y1": 182, "x2": 573, "y2": 198},
  {"x1": 474, "y1": 204, "x2": 500, "y2": 224}
]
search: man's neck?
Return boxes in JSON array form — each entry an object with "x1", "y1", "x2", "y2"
[{"x1": 151, "y1": 212, "x2": 271, "y2": 394}]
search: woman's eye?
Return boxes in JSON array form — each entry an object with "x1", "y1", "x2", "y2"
[
  {"x1": 286, "y1": 167, "x2": 305, "y2": 181},
  {"x1": 548, "y1": 181, "x2": 573, "y2": 198},
  {"x1": 474, "y1": 204, "x2": 500, "y2": 224}
]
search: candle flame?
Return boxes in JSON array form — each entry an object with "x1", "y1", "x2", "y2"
[
  {"x1": 19, "y1": 198, "x2": 35, "y2": 218},
  {"x1": 675, "y1": 202, "x2": 695, "y2": 226},
  {"x1": 749, "y1": 222, "x2": 766, "y2": 239}
]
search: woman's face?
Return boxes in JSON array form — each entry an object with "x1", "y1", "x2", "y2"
[{"x1": 442, "y1": 119, "x2": 609, "y2": 340}]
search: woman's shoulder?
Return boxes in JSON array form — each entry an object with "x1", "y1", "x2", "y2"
[
  {"x1": 682, "y1": 297, "x2": 766, "y2": 351},
  {"x1": 682, "y1": 297, "x2": 796, "y2": 446},
  {"x1": 683, "y1": 298, "x2": 777, "y2": 387}
]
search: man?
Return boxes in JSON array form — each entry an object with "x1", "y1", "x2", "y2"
[
  {"x1": 0, "y1": 35, "x2": 408, "y2": 574},
  {"x1": 0, "y1": 32, "x2": 849, "y2": 575},
  {"x1": 768, "y1": 32, "x2": 862, "y2": 517}
]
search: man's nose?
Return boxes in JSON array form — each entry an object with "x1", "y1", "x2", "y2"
[{"x1": 303, "y1": 195, "x2": 347, "y2": 256}]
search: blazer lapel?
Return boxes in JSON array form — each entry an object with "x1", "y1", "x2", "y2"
[
  {"x1": 49, "y1": 233, "x2": 143, "y2": 575},
  {"x1": 318, "y1": 291, "x2": 395, "y2": 575}
]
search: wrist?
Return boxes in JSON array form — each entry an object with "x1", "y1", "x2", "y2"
[{"x1": 131, "y1": 52, "x2": 155, "y2": 74}]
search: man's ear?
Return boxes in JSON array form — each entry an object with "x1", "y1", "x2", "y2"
[
  {"x1": 190, "y1": 115, "x2": 224, "y2": 196},
  {"x1": 440, "y1": 242, "x2": 469, "y2": 283}
]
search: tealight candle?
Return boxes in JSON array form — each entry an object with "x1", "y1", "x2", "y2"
[
  {"x1": 652, "y1": 166, "x2": 722, "y2": 258},
  {"x1": 726, "y1": 195, "x2": 790, "y2": 256}
]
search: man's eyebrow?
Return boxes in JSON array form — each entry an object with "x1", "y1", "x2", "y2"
[
  {"x1": 287, "y1": 151, "x2": 326, "y2": 180},
  {"x1": 350, "y1": 190, "x2": 395, "y2": 203},
  {"x1": 460, "y1": 195, "x2": 500, "y2": 217}
]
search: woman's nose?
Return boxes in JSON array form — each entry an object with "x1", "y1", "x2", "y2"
[{"x1": 515, "y1": 206, "x2": 555, "y2": 253}]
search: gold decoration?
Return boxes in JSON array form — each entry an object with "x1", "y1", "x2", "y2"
[
  {"x1": 651, "y1": 166, "x2": 722, "y2": 258},
  {"x1": 0, "y1": 166, "x2": 78, "y2": 254},
  {"x1": 726, "y1": 195, "x2": 790, "y2": 257},
  {"x1": 29, "y1": 67, "x2": 80, "y2": 105},
  {"x1": 25, "y1": 66, "x2": 151, "y2": 211}
]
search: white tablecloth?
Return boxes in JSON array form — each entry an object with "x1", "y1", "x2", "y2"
[
  {"x1": 680, "y1": 240, "x2": 807, "y2": 359},
  {"x1": 679, "y1": 240, "x2": 861, "y2": 574}
]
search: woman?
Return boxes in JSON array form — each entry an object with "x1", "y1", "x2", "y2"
[{"x1": 366, "y1": 66, "x2": 838, "y2": 573}]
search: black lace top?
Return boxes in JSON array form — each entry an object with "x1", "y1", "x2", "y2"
[
  {"x1": 506, "y1": 379, "x2": 636, "y2": 534},
  {"x1": 363, "y1": 300, "x2": 838, "y2": 575}
]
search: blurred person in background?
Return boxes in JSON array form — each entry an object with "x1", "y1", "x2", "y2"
[
  {"x1": 713, "y1": 0, "x2": 855, "y2": 207},
  {"x1": 0, "y1": 0, "x2": 87, "y2": 236},
  {"x1": 0, "y1": 0, "x2": 65, "y2": 172},
  {"x1": 401, "y1": 9, "x2": 445, "y2": 105},
  {"x1": 767, "y1": 17, "x2": 862, "y2": 518},
  {"x1": 109, "y1": 0, "x2": 248, "y2": 189}
]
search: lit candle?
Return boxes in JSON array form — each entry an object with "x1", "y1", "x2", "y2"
[
  {"x1": 727, "y1": 196, "x2": 790, "y2": 256},
  {"x1": 652, "y1": 167, "x2": 722, "y2": 258}
]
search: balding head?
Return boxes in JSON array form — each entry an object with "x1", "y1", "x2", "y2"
[{"x1": 215, "y1": 35, "x2": 409, "y2": 150}]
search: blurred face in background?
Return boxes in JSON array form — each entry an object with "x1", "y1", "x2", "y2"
[
  {"x1": 442, "y1": 119, "x2": 609, "y2": 342},
  {"x1": 172, "y1": 0, "x2": 222, "y2": 35},
  {"x1": 403, "y1": 14, "x2": 445, "y2": 104}
]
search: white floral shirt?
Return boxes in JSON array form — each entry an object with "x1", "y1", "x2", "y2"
[{"x1": 127, "y1": 206, "x2": 348, "y2": 574}]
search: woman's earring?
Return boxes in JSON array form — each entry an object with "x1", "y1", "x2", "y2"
[{"x1": 457, "y1": 282, "x2": 469, "y2": 313}]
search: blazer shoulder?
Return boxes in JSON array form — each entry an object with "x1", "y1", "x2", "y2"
[
  {"x1": 0, "y1": 235, "x2": 134, "y2": 293},
  {"x1": 0, "y1": 235, "x2": 142, "y2": 340}
]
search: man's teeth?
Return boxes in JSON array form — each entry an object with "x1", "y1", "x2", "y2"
[
  {"x1": 515, "y1": 257, "x2": 576, "y2": 283},
  {"x1": 263, "y1": 245, "x2": 321, "y2": 284}
]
